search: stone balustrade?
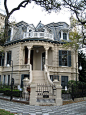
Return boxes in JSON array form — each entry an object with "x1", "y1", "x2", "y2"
[{"x1": 23, "y1": 32, "x2": 54, "y2": 40}]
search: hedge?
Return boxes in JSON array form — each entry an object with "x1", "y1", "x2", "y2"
[{"x1": 0, "y1": 88, "x2": 22, "y2": 97}]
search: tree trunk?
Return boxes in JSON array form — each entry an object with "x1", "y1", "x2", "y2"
[{"x1": 4, "y1": 15, "x2": 9, "y2": 42}]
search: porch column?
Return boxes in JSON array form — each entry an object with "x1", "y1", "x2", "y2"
[
  {"x1": 44, "y1": 46, "x2": 49, "y2": 65},
  {"x1": 20, "y1": 46, "x2": 24, "y2": 65},
  {"x1": 27, "y1": 47, "x2": 31, "y2": 64}
]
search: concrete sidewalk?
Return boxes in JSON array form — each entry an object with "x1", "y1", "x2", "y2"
[{"x1": 0, "y1": 99, "x2": 86, "y2": 115}]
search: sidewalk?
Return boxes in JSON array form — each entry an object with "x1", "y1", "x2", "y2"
[{"x1": 0, "y1": 98, "x2": 86, "y2": 115}]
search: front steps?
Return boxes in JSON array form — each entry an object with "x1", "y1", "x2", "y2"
[{"x1": 32, "y1": 70, "x2": 46, "y2": 84}]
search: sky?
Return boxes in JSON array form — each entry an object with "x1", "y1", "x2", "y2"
[{"x1": 0, "y1": 0, "x2": 71, "y2": 27}]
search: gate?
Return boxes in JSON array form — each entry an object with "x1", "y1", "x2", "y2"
[{"x1": 36, "y1": 84, "x2": 56, "y2": 99}]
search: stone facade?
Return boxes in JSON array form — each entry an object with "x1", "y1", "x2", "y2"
[
  {"x1": 0, "y1": 13, "x2": 5, "y2": 30},
  {"x1": 0, "y1": 20, "x2": 78, "y2": 89}
]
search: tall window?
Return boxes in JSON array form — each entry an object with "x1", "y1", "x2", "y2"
[
  {"x1": 61, "y1": 76, "x2": 68, "y2": 89},
  {"x1": 25, "y1": 47, "x2": 28, "y2": 64},
  {"x1": 7, "y1": 29, "x2": 11, "y2": 42},
  {"x1": 0, "y1": 75, "x2": 1, "y2": 83},
  {"x1": 7, "y1": 51, "x2": 11, "y2": 65},
  {"x1": 59, "y1": 50, "x2": 71, "y2": 67},
  {"x1": 63, "y1": 33, "x2": 67, "y2": 40},
  {"x1": 3, "y1": 75, "x2": 6, "y2": 84},
  {"x1": 8, "y1": 75, "x2": 10, "y2": 85},
  {"x1": 0, "y1": 52, "x2": 5, "y2": 66},
  {"x1": 50, "y1": 75, "x2": 59, "y2": 81}
]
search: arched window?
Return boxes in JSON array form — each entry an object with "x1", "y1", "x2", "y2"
[{"x1": 63, "y1": 33, "x2": 67, "y2": 40}]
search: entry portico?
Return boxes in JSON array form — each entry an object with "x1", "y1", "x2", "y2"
[{"x1": 23, "y1": 43, "x2": 53, "y2": 71}]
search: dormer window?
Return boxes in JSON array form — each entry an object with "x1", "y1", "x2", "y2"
[{"x1": 63, "y1": 33, "x2": 67, "y2": 40}]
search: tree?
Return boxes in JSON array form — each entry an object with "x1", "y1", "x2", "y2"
[
  {"x1": 62, "y1": 0, "x2": 86, "y2": 44},
  {"x1": 63, "y1": 0, "x2": 86, "y2": 25},
  {"x1": 62, "y1": 16, "x2": 82, "y2": 51},
  {"x1": 63, "y1": 29, "x2": 81, "y2": 51},
  {"x1": 78, "y1": 51, "x2": 86, "y2": 82},
  {"x1": 4, "y1": 0, "x2": 61, "y2": 42}
]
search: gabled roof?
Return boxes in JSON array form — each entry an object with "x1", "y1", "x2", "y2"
[
  {"x1": 16, "y1": 21, "x2": 29, "y2": 27},
  {"x1": 36, "y1": 21, "x2": 44, "y2": 30},
  {"x1": 45, "y1": 22, "x2": 69, "y2": 28}
]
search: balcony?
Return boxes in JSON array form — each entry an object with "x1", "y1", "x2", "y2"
[{"x1": 23, "y1": 32, "x2": 54, "y2": 40}]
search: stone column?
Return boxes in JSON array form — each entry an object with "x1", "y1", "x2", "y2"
[
  {"x1": 20, "y1": 46, "x2": 24, "y2": 65},
  {"x1": 44, "y1": 46, "x2": 49, "y2": 65},
  {"x1": 30, "y1": 83, "x2": 37, "y2": 105},
  {"x1": 27, "y1": 47, "x2": 31, "y2": 64},
  {"x1": 53, "y1": 79, "x2": 63, "y2": 106}
]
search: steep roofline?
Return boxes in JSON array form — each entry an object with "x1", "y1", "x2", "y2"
[{"x1": 45, "y1": 22, "x2": 69, "y2": 27}]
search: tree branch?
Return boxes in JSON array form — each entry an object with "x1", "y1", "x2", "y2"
[
  {"x1": 4, "y1": 0, "x2": 9, "y2": 15},
  {"x1": 9, "y1": 0, "x2": 31, "y2": 16}
]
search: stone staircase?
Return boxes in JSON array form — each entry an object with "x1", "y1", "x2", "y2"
[{"x1": 32, "y1": 70, "x2": 46, "y2": 84}]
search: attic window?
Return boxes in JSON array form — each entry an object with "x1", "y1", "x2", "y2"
[{"x1": 63, "y1": 33, "x2": 67, "y2": 40}]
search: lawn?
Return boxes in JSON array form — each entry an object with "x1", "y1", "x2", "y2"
[{"x1": 0, "y1": 109, "x2": 14, "y2": 115}]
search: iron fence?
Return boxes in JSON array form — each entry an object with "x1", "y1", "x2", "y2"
[
  {"x1": 0, "y1": 83, "x2": 30, "y2": 102},
  {"x1": 70, "y1": 84, "x2": 86, "y2": 101}
]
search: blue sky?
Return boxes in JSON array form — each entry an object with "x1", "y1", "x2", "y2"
[{"x1": 0, "y1": 0, "x2": 71, "y2": 27}]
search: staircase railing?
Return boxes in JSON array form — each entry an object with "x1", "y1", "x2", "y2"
[
  {"x1": 44, "y1": 64, "x2": 53, "y2": 85},
  {"x1": 28, "y1": 64, "x2": 32, "y2": 85}
]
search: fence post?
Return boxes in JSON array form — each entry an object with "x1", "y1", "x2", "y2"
[
  {"x1": 53, "y1": 79, "x2": 63, "y2": 106},
  {"x1": 22, "y1": 77, "x2": 29, "y2": 100},
  {"x1": 30, "y1": 83, "x2": 37, "y2": 105}
]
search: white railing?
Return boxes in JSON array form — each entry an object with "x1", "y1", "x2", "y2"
[
  {"x1": 44, "y1": 64, "x2": 53, "y2": 85},
  {"x1": 23, "y1": 32, "x2": 54, "y2": 40}
]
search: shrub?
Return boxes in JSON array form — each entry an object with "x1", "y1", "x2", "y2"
[{"x1": 3, "y1": 89, "x2": 22, "y2": 97}]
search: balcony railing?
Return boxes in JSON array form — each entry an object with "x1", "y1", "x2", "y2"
[{"x1": 23, "y1": 32, "x2": 54, "y2": 40}]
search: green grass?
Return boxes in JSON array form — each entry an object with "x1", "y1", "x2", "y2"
[{"x1": 0, "y1": 109, "x2": 14, "y2": 115}]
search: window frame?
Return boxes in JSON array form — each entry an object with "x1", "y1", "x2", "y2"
[
  {"x1": 6, "y1": 51, "x2": 12, "y2": 65},
  {"x1": 0, "y1": 75, "x2": 1, "y2": 83},
  {"x1": 59, "y1": 50, "x2": 71, "y2": 67},
  {"x1": 63, "y1": 32, "x2": 67, "y2": 40},
  {"x1": 0, "y1": 52, "x2": 5, "y2": 66},
  {"x1": 61, "y1": 76, "x2": 68, "y2": 89}
]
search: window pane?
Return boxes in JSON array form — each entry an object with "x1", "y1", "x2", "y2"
[
  {"x1": 8, "y1": 75, "x2": 10, "y2": 85},
  {"x1": 59, "y1": 50, "x2": 71, "y2": 67},
  {"x1": 0, "y1": 75, "x2": 1, "y2": 83},
  {"x1": 0, "y1": 52, "x2": 5, "y2": 66},
  {"x1": 62, "y1": 51, "x2": 67, "y2": 66},
  {"x1": 7, "y1": 51, "x2": 11, "y2": 65},
  {"x1": 50, "y1": 75, "x2": 59, "y2": 81},
  {"x1": 61, "y1": 76, "x2": 68, "y2": 89},
  {"x1": 3, "y1": 75, "x2": 6, "y2": 84},
  {"x1": 63, "y1": 33, "x2": 67, "y2": 40}
]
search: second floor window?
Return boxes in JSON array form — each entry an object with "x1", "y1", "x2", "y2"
[
  {"x1": 63, "y1": 33, "x2": 67, "y2": 40},
  {"x1": 0, "y1": 52, "x2": 5, "y2": 66},
  {"x1": 59, "y1": 50, "x2": 71, "y2": 67},
  {"x1": 7, "y1": 51, "x2": 11, "y2": 65}
]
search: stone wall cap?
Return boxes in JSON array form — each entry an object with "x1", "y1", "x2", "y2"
[{"x1": 23, "y1": 77, "x2": 29, "y2": 82}]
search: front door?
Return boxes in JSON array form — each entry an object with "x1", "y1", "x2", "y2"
[{"x1": 42, "y1": 52, "x2": 45, "y2": 70}]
